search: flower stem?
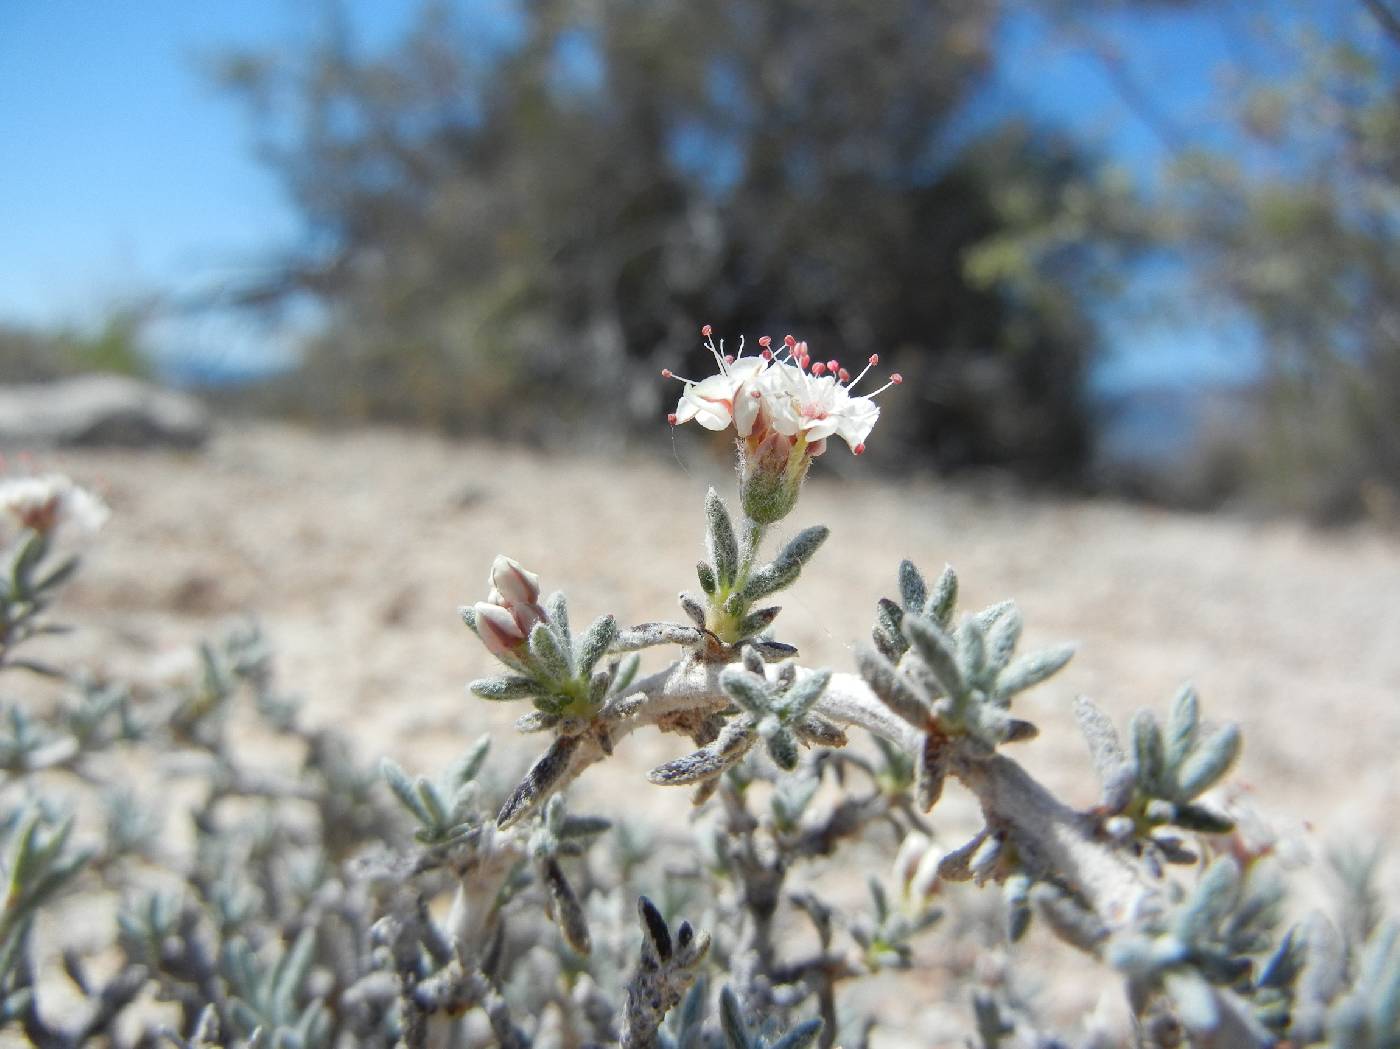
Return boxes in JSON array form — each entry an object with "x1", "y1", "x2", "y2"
[{"x1": 707, "y1": 519, "x2": 766, "y2": 645}]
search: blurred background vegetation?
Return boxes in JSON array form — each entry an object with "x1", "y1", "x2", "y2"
[{"x1": 2, "y1": 1, "x2": 1398, "y2": 520}]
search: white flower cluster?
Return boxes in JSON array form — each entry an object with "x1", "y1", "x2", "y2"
[
  {"x1": 0, "y1": 473, "x2": 110, "y2": 539},
  {"x1": 665, "y1": 328, "x2": 901, "y2": 457}
]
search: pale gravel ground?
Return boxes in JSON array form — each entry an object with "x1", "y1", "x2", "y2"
[{"x1": 21, "y1": 421, "x2": 1400, "y2": 1041}]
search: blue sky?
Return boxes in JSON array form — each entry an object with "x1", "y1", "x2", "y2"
[{"x1": 0, "y1": 2, "x2": 1272, "y2": 386}]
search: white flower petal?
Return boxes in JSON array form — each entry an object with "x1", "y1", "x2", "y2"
[
  {"x1": 834, "y1": 398, "x2": 880, "y2": 448},
  {"x1": 727, "y1": 356, "x2": 767, "y2": 383},
  {"x1": 733, "y1": 390, "x2": 762, "y2": 436}
]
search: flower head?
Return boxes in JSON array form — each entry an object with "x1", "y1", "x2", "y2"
[
  {"x1": 0, "y1": 473, "x2": 110, "y2": 539},
  {"x1": 760, "y1": 357, "x2": 882, "y2": 454},
  {"x1": 664, "y1": 327, "x2": 901, "y2": 522},
  {"x1": 665, "y1": 329, "x2": 900, "y2": 455}
]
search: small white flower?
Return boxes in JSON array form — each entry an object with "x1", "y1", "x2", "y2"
[
  {"x1": 760, "y1": 363, "x2": 881, "y2": 452},
  {"x1": 667, "y1": 335, "x2": 768, "y2": 436},
  {"x1": 672, "y1": 356, "x2": 768, "y2": 436},
  {"x1": 0, "y1": 474, "x2": 110, "y2": 538},
  {"x1": 756, "y1": 340, "x2": 900, "y2": 455}
]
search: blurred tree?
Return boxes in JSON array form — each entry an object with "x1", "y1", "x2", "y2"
[
  {"x1": 0, "y1": 307, "x2": 154, "y2": 384},
  {"x1": 215, "y1": 0, "x2": 1142, "y2": 480},
  {"x1": 1156, "y1": 7, "x2": 1400, "y2": 519}
]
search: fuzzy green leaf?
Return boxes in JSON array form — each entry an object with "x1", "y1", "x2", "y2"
[
  {"x1": 897, "y1": 559, "x2": 926, "y2": 611},
  {"x1": 497, "y1": 734, "x2": 583, "y2": 829},
  {"x1": 638, "y1": 895, "x2": 672, "y2": 963},
  {"x1": 779, "y1": 669, "x2": 830, "y2": 721},
  {"x1": 774, "y1": 525, "x2": 829, "y2": 570},
  {"x1": 927, "y1": 565, "x2": 958, "y2": 626},
  {"x1": 857, "y1": 647, "x2": 927, "y2": 729},
  {"x1": 739, "y1": 560, "x2": 801, "y2": 602},
  {"x1": 904, "y1": 615, "x2": 965, "y2": 698},
  {"x1": 545, "y1": 591, "x2": 570, "y2": 647},
  {"x1": 1173, "y1": 802, "x2": 1235, "y2": 835},
  {"x1": 696, "y1": 561, "x2": 717, "y2": 595},
  {"x1": 995, "y1": 644, "x2": 1074, "y2": 701},
  {"x1": 528, "y1": 621, "x2": 572, "y2": 681},
  {"x1": 764, "y1": 727, "x2": 800, "y2": 771},
  {"x1": 415, "y1": 777, "x2": 449, "y2": 829},
  {"x1": 1175, "y1": 723, "x2": 1241, "y2": 800},
  {"x1": 542, "y1": 857, "x2": 590, "y2": 954},
  {"x1": 680, "y1": 593, "x2": 708, "y2": 629},
  {"x1": 957, "y1": 616, "x2": 987, "y2": 681},
  {"x1": 381, "y1": 759, "x2": 433, "y2": 825},
  {"x1": 1132, "y1": 711, "x2": 1166, "y2": 795},
  {"x1": 738, "y1": 606, "x2": 781, "y2": 638},
  {"x1": 719, "y1": 987, "x2": 751, "y2": 1049},
  {"x1": 705, "y1": 489, "x2": 739, "y2": 588},
  {"x1": 985, "y1": 606, "x2": 1023, "y2": 675},
  {"x1": 648, "y1": 719, "x2": 757, "y2": 786},
  {"x1": 769, "y1": 1019, "x2": 824, "y2": 1049},
  {"x1": 1165, "y1": 684, "x2": 1200, "y2": 771},
  {"x1": 612, "y1": 652, "x2": 640, "y2": 695},
  {"x1": 468, "y1": 676, "x2": 538, "y2": 702},
  {"x1": 576, "y1": 614, "x2": 618, "y2": 677},
  {"x1": 1175, "y1": 856, "x2": 1241, "y2": 944},
  {"x1": 1074, "y1": 696, "x2": 1128, "y2": 785},
  {"x1": 720, "y1": 667, "x2": 772, "y2": 715}
]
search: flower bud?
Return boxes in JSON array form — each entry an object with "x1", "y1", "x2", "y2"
[
  {"x1": 739, "y1": 430, "x2": 811, "y2": 525},
  {"x1": 474, "y1": 601, "x2": 527, "y2": 660},
  {"x1": 490, "y1": 555, "x2": 541, "y2": 606}
]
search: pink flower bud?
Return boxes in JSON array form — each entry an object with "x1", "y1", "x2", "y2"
[
  {"x1": 474, "y1": 601, "x2": 526, "y2": 660},
  {"x1": 489, "y1": 555, "x2": 541, "y2": 606},
  {"x1": 510, "y1": 600, "x2": 545, "y2": 636}
]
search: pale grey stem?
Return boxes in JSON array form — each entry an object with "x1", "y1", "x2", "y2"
[{"x1": 548, "y1": 660, "x2": 1157, "y2": 931}]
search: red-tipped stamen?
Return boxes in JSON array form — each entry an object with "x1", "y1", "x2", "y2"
[
  {"x1": 846, "y1": 354, "x2": 881, "y2": 391},
  {"x1": 838, "y1": 368, "x2": 851, "y2": 383},
  {"x1": 701, "y1": 324, "x2": 712, "y2": 337},
  {"x1": 826, "y1": 359, "x2": 839, "y2": 373},
  {"x1": 724, "y1": 354, "x2": 735, "y2": 364},
  {"x1": 761, "y1": 349, "x2": 773, "y2": 361},
  {"x1": 869, "y1": 373, "x2": 903, "y2": 397},
  {"x1": 852, "y1": 443, "x2": 866, "y2": 456},
  {"x1": 812, "y1": 362, "x2": 827, "y2": 376},
  {"x1": 784, "y1": 334, "x2": 796, "y2": 347},
  {"x1": 758, "y1": 335, "x2": 772, "y2": 348},
  {"x1": 667, "y1": 413, "x2": 679, "y2": 426},
  {"x1": 660, "y1": 368, "x2": 673, "y2": 378}
]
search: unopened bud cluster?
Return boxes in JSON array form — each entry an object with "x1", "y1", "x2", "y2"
[{"x1": 471, "y1": 556, "x2": 549, "y2": 661}]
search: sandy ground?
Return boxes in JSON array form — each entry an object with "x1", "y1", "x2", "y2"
[{"x1": 20, "y1": 420, "x2": 1400, "y2": 1038}]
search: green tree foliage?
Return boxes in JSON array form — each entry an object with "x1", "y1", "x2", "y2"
[
  {"x1": 0, "y1": 308, "x2": 153, "y2": 384},
  {"x1": 1160, "y1": 9, "x2": 1400, "y2": 518},
  {"x1": 215, "y1": 0, "x2": 1140, "y2": 480}
]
